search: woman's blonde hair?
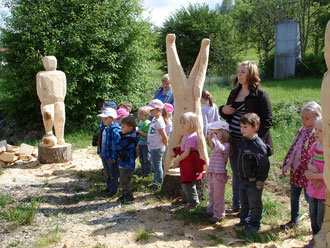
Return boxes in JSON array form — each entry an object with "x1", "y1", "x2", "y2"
[
  {"x1": 180, "y1": 112, "x2": 199, "y2": 132},
  {"x1": 233, "y1": 61, "x2": 261, "y2": 92},
  {"x1": 301, "y1": 101, "x2": 322, "y2": 118},
  {"x1": 162, "y1": 108, "x2": 172, "y2": 125},
  {"x1": 138, "y1": 106, "x2": 150, "y2": 118}
]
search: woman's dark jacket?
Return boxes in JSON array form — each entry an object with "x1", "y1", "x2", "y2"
[{"x1": 219, "y1": 84, "x2": 273, "y2": 156}]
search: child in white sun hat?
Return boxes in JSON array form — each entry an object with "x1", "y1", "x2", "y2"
[{"x1": 206, "y1": 120, "x2": 231, "y2": 224}]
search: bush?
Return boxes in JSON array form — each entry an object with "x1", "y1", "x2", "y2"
[
  {"x1": 260, "y1": 54, "x2": 274, "y2": 79},
  {"x1": 296, "y1": 53, "x2": 326, "y2": 77},
  {"x1": 0, "y1": 0, "x2": 160, "y2": 129}
]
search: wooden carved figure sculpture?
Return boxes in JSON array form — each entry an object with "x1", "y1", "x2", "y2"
[
  {"x1": 36, "y1": 56, "x2": 66, "y2": 147},
  {"x1": 163, "y1": 34, "x2": 210, "y2": 173},
  {"x1": 315, "y1": 20, "x2": 330, "y2": 248}
]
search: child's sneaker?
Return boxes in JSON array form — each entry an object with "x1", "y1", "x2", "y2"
[
  {"x1": 209, "y1": 217, "x2": 221, "y2": 224},
  {"x1": 147, "y1": 183, "x2": 159, "y2": 191},
  {"x1": 226, "y1": 206, "x2": 240, "y2": 213},
  {"x1": 233, "y1": 221, "x2": 247, "y2": 229},
  {"x1": 280, "y1": 221, "x2": 298, "y2": 230},
  {"x1": 245, "y1": 224, "x2": 260, "y2": 231}
]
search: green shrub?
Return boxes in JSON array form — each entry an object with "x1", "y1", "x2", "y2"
[{"x1": 296, "y1": 53, "x2": 326, "y2": 77}]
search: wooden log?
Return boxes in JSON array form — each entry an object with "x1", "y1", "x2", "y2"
[
  {"x1": 160, "y1": 168, "x2": 208, "y2": 200},
  {"x1": 38, "y1": 143, "x2": 72, "y2": 164}
]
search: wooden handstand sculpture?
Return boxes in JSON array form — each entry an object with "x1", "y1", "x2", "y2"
[
  {"x1": 314, "y1": 20, "x2": 330, "y2": 248},
  {"x1": 163, "y1": 34, "x2": 210, "y2": 174}
]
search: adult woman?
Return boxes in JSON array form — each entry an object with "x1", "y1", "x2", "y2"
[
  {"x1": 153, "y1": 74, "x2": 174, "y2": 105},
  {"x1": 219, "y1": 61, "x2": 273, "y2": 213}
]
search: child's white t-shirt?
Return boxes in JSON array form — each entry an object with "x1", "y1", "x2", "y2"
[{"x1": 148, "y1": 116, "x2": 166, "y2": 150}]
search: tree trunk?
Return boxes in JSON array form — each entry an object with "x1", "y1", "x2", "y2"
[
  {"x1": 160, "y1": 168, "x2": 208, "y2": 200},
  {"x1": 38, "y1": 143, "x2": 72, "y2": 164}
]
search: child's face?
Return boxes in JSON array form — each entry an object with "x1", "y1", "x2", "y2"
[
  {"x1": 315, "y1": 121, "x2": 323, "y2": 143},
  {"x1": 301, "y1": 111, "x2": 316, "y2": 128},
  {"x1": 240, "y1": 123, "x2": 258, "y2": 138},
  {"x1": 181, "y1": 120, "x2": 191, "y2": 132},
  {"x1": 150, "y1": 108, "x2": 161, "y2": 118},
  {"x1": 210, "y1": 129, "x2": 223, "y2": 141},
  {"x1": 237, "y1": 65, "x2": 249, "y2": 86},
  {"x1": 138, "y1": 112, "x2": 147, "y2": 121},
  {"x1": 121, "y1": 123, "x2": 133, "y2": 134},
  {"x1": 200, "y1": 98, "x2": 207, "y2": 105},
  {"x1": 102, "y1": 117, "x2": 113, "y2": 126}
]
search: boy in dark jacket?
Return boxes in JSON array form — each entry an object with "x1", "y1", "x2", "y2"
[
  {"x1": 97, "y1": 108, "x2": 121, "y2": 198},
  {"x1": 234, "y1": 113, "x2": 270, "y2": 231},
  {"x1": 115, "y1": 116, "x2": 138, "y2": 203}
]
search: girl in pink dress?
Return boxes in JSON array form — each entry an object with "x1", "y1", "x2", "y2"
[
  {"x1": 280, "y1": 101, "x2": 322, "y2": 230},
  {"x1": 172, "y1": 112, "x2": 205, "y2": 208},
  {"x1": 206, "y1": 120, "x2": 231, "y2": 224},
  {"x1": 304, "y1": 118, "x2": 325, "y2": 248}
]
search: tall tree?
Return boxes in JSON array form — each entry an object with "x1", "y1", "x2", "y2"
[
  {"x1": 231, "y1": 0, "x2": 281, "y2": 63},
  {"x1": 0, "y1": 0, "x2": 159, "y2": 127},
  {"x1": 216, "y1": 0, "x2": 234, "y2": 14}
]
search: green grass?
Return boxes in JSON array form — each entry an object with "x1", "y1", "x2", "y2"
[
  {"x1": 0, "y1": 196, "x2": 39, "y2": 230},
  {"x1": 34, "y1": 225, "x2": 67, "y2": 248},
  {"x1": 207, "y1": 234, "x2": 224, "y2": 245},
  {"x1": 174, "y1": 203, "x2": 209, "y2": 224},
  {"x1": 235, "y1": 229, "x2": 280, "y2": 244},
  {"x1": 135, "y1": 228, "x2": 152, "y2": 241}
]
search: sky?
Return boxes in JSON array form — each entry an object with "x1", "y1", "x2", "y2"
[
  {"x1": 143, "y1": 0, "x2": 221, "y2": 26},
  {"x1": 0, "y1": 0, "x2": 222, "y2": 28}
]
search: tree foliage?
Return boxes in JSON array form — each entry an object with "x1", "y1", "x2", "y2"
[
  {"x1": 158, "y1": 3, "x2": 243, "y2": 77},
  {"x1": 0, "y1": 0, "x2": 159, "y2": 128},
  {"x1": 216, "y1": 0, "x2": 234, "y2": 14}
]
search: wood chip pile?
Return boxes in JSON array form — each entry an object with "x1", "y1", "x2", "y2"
[{"x1": 0, "y1": 140, "x2": 39, "y2": 167}]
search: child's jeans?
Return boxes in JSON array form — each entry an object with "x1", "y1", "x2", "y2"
[
  {"x1": 239, "y1": 179, "x2": 263, "y2": 228},
  {"x1": 309, "y1": 197, "x2": 325, "y2": 235},
  {"x1": 138, "y1": 144, "x2": 152, "y2": 175},
  {"x1": 119, "y1": 167, "x2": 134, "y2": 197},
  {"x1": 290, "y1": 184, "x2": 310, "y2": 224},
  {"x1": 181, "y1": 181, "x2": 199, "y2": 207},
  {"x1": 101, "y1": 157, "x2": 119, "y2": 193},
  {"x1": 150, "y1": 147, "x2": 165, "y2": 185},
  {"x1": 207, "y1": 173, "x2": 227, "y2": 220},
  {"x1": 229, "y1": 139, "x2": 242, "y2": 209}
]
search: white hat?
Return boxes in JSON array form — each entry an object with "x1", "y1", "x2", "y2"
[
  {"x1": 147, "y1": 99, "x2": 164, "y2": 110},
  {"x1": 209, "y1": 120, "x2": 230, "y2": 132},
  {"x1": 97, "y1": 107, "x2": 117, "y2": 119}
]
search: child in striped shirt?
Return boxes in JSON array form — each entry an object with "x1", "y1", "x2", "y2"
[{"x1": 206, "y1": 120, "x2": 231, "y2": 224}]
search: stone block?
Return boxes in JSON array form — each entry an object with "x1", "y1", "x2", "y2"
[
  {"x1": 19, "y1": 155, "x2": 33, "y2": 162},
  {"x1": 32, "y1": 147, "x2": 38, "y2": 158}
]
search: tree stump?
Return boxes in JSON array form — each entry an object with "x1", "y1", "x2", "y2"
[
  {"x1": 160, "y1": 168, "x2": 208, "y2": 200},
  {"x1": 38, "y1": 143, "x2": 72, "y2": 164}
]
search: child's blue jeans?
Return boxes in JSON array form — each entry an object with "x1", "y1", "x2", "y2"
[
  {"x1": 290, "y1": 184, "x2": 310, "y2": 224},
  {"x1": 239, "y1": 179, "x2": 263, "y2": 228},
  {"x1": 150, "y1": 147, "x2": 165, "y2": 185},
  {"x1": 309, "y1": 197, "x2": 325, "y2": 235},
  {"x1": 101, "y1": 157, "x2": 119, "y2": 193},
  {"x1": 138, "y1": 144, "x2": 152, "y2": 175}
]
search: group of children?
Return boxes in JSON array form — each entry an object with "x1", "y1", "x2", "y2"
[{"x1": 96, "y1": 92, "x2": 325, "y2": 246}]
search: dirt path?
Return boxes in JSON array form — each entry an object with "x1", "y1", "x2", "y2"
[{"x1": 0, "y1": 147, "x2": 312, "y2": 248}]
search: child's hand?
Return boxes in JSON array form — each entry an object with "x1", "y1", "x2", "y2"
[
  {"x1": 305, "y1": 170, "x2": 313, "y2": 180},
  {"x1": 173, "y1": 160, "x2": 180, "y2": 168},
  {"x1": 308, "y1": 165, "x2": 319, "y2": 173},
  {"x1": 256, "y1": 185, "x2": 263, "y2": 190},
  {"x1": 282, "y1": 169, "x2": 287, "y2": 176}
]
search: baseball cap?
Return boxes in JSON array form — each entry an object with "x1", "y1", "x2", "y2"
[
  {"x1": 209, "y1": 120, "x2": 230, "y2": 132},
  {"x1": 97, "y1": 108, "x2": 117, "y2": 118},
  {"x1": 117, "y1": 108, "x2": 129, "y2": 118},
  {"x1": 164, "y1": 103, "x2": 174, "y2": 113},
  {"x1": 148, "y1": 99, "x2": 164, "y2": 110},
  {"x1": 102, "y1": 101, "x2": 118, "y2": 110}
]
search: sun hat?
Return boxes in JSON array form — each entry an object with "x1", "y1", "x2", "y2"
[
  {"x1": 116, "y1": 108, "x2": 129, "y2": 118},
  {"x1": 209, "y1": 120, "x2": 230, "y2": 132},
  {"x1": 102, "y1": 101, "x2": 118, "y2": 110},
  {"x1": 97, "y1": 108, "x2": 117, "y2": 119},
  {"x1": 164, "y1": 103, "x2": 174, "y2": 113},
  {"x1": 148, "y1": 99, "x2": 164, "y2": 110}
]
